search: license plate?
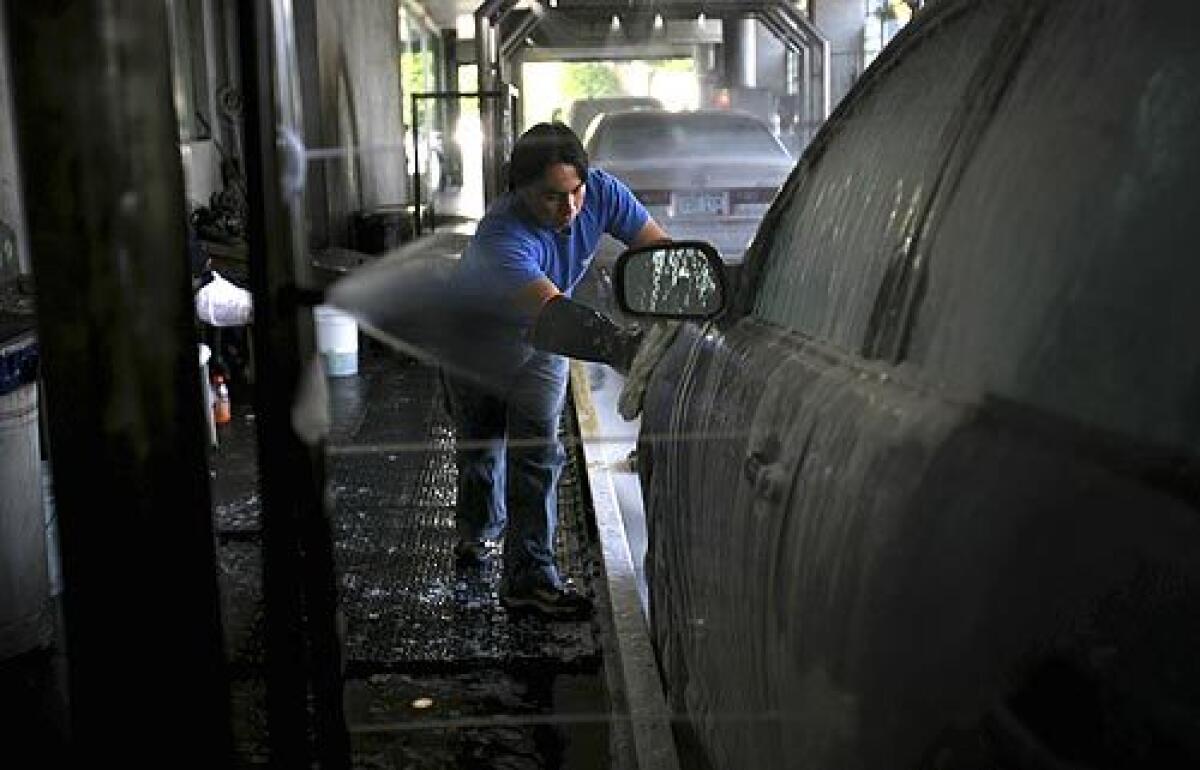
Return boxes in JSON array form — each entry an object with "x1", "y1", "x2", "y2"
[{"x1": 674, "y1": 191, "x2": 728, "y2": 217}]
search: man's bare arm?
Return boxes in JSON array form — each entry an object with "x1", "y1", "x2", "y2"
[
  {"x1": 512, "y1": 276, "x2": 562, "y2": 318},
  {"x1": 628, "y1": 217, "x2": 670, "y2": 248}
]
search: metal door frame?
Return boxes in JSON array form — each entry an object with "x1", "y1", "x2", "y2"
[
  {"x1": 473, "y1": 0, "x2": 831, "y2": 170},
  {"x1": 410, "y1": 87, "x2": 519, "y2": 235}
]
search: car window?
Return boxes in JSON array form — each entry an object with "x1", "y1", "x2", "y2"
[
  {"x1": 568, "y1": 97, "x2": 661, "y2": 136},
  {"x1": 901, "y1": 1, "x2": 1200, "y2": 451},
  {"x1": 748, "y1": 2, "x2": 1006, "y2": 351},
  {"x1": 589, "y1": 113, "x2": 787, "y2": 162}
]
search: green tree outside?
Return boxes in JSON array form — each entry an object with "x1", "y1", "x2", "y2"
[
  {"x1": 651, "y1": 58, "x2": 694, "y2": 74},
  {"x1": 561, "y1": 62, "x2": 624, "y2": 101},
  {"x1": 400, "y1": 49, "x2": 433, "y2": 125}
]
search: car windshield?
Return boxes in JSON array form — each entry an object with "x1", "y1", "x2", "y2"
[
  {"x1": 590, "y1": 113, "x2": 788, "y2": 162},
  {"x1": 568, "y1": 97, "x2": 661, "y2": 135}
]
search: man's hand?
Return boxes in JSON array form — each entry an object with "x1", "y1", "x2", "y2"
[
  {"x1": 513, "y1": 276, "x2": 562, "y2": 318},
  {"x1": 607, "y1": 324, "x2": 645, "y2": 374},
  {"x1": 629, "y1": 217, "x2": 671, "y2": 249},
  {"x1": 618, "y1": 321, "x2": 681, "y2": 420}
]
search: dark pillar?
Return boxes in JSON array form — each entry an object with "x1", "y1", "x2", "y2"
[
  {"x1": 236, "y1": 1, "x2": 350, "y2": 767},
  {"x1": 4, "y1": 0, "x2": 232, "y2": 765}
]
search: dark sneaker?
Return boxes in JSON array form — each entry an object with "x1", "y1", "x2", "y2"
[
  {"x1": 500, "y1": 581, "x2": 594, "y2": 619},
  {"x1": 612, "y1": 448, "x2": 639, "y2": 474},
  {"x1": 589, "y1": 363, "x2": 607, "y2": 391},
  {"x1": 453, "y1": 539, "x2": 489, "y2": 569}
]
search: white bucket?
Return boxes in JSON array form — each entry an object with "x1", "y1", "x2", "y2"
[
  {"x1": 314, "y1": 305, "x2": 358, "y2": 377},
  {"x1": 0, "y1": 382, "x2": 50, "y2": 658},
  {"x1": 198, "y1": 343, "x2": 217, "y2": 446}
]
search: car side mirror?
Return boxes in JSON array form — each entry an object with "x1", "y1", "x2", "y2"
[{"x1": 614, "y1": 241, "x2": 727, "y2": 320}]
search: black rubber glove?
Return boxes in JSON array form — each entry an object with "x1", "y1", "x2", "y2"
[{"x1": 530, "y1": 295, "x2": 643, "y2": 373}]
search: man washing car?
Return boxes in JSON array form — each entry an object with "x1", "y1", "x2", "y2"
[{"x1": 446, "y1": 121, "x2": 669, "y2": 618}]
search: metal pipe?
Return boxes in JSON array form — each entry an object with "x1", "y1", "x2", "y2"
[
  {"x1": 4, "y1": 0, "x2": 233, "y2": 763},
  {"x1": 757, "y1": 10, "x2": 803, "y2": 52},
  {"x1": 777, "y1": 1, "x2": 831, "y2": 118},
  {"x1": 510, "y1": 84, "x2": 522, "y2": 141},
  {"x1": 819, "y1": 37, "x2": 832, "y2": 120},
  {"x1": 500, "y1": 21, "x2": 529, "y2": 60},
  {"x1": 763, "y1": 4, "x2": 831, "y2": 139},
  {"x1": 801, "y1": 43, "x2": 815, "y2": 143},
  {"x1": 475, "y1": 12, "x2": 495, "y2": 203},
  {"x1": 412, "y1": 94, "x2": 424, "y2": 237},
  {"x1": 722, "y1": 16, "x2": 757, "y2": 88},
  {"x1": 500, "y1": 8, "x2": 544, "y2": 60},
  {"x1": 778, "y1": 1, "x2": 825, "y2": 45},
  {"x1": 442, "y1": 29, "x2": 460, "y2": 133},
  {"x1": 475, "y1": 0, "x2": 518, "y2": 205}
]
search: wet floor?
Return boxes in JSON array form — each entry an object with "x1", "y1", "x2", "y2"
[{"x1": 211, "y1": 340, "x2": 614, "y2": 768}]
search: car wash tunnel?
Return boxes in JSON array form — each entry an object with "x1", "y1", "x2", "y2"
[{"x1": 4, "y1": 1, "x2": 1200, "y2": 769}]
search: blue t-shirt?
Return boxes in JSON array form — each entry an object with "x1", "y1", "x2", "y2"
[{"x1": 455, "y1": 168, "x2": 649, "y2": 308}]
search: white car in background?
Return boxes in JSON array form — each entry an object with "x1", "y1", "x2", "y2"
[
  {"x1": 584, "y1": 109, "x2": 793, "y2": 266},
  {"x1": 566, "y1": 95, "x2": 663, "y2": 138}
]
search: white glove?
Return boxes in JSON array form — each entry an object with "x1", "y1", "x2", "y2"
[{"x1": 617, "y1": 321, "x2": 681, "y2": 421}]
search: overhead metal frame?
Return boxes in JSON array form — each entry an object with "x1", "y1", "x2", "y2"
[
  {"x1": 756, "y1": 3, "x2": 831, "y2": 145},
  {"x1": 476, "y1": 0, "x2": 831, "y2": 165},
  {"x1": 410, "y1": 88, "x2": 517, "y2": 235}
]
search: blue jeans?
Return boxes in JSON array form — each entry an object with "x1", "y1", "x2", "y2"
[{"x1": 444, "y1": 351, "x2": 569, "y2": 589}]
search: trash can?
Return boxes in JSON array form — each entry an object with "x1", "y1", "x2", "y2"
[
  {"x1": 350, "y1": 204, "x2": 427, "y2": 254},
  {"x1": 0, "y1": 324, "x2": 50, "y2": 659},
  {"x1": 314, "y1": 305, "x2": 358, "y2": 377}
]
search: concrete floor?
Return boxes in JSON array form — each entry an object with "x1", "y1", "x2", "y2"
[
  {"x1": 1, "y1": 196, "x2": 665, "y2": 767},
  {"x1": 576, "y1": 365, "x2": 649, "y2": 618},
  {"x1": 213, "y1": 342, "x2": 617, "y2": 768},
  {"x1": 2, "y1": 341, "x2": 621, "y2": 769}
]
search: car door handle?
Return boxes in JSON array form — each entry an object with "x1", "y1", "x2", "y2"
[
  {"x1": 744, "y1": 435, "x2": 784, "y2": 503},
  {"x1": 743, "y1": 450, "x2": 771, "y2": 482}
]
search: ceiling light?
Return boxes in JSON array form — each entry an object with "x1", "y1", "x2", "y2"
[
  {"x1": 549, "y1": 0, "x2": 557, "y2": 7},
  {"x1": 654, "y1": 13, "x2": 664, "y2": 30},
  {"x1": 455, "y1": 14, "x2": 475, "y2": 39},
  {"x1": 611, "y1": 14, "x2": 621, "y2": 31},
  {"x1": 697, "y1": 12, "x2": 707, "y2": 28}
]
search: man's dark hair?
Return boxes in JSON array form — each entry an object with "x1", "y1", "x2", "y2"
[{"x1": 506, "y1": 122, "x2": 588, "y2": 191}]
